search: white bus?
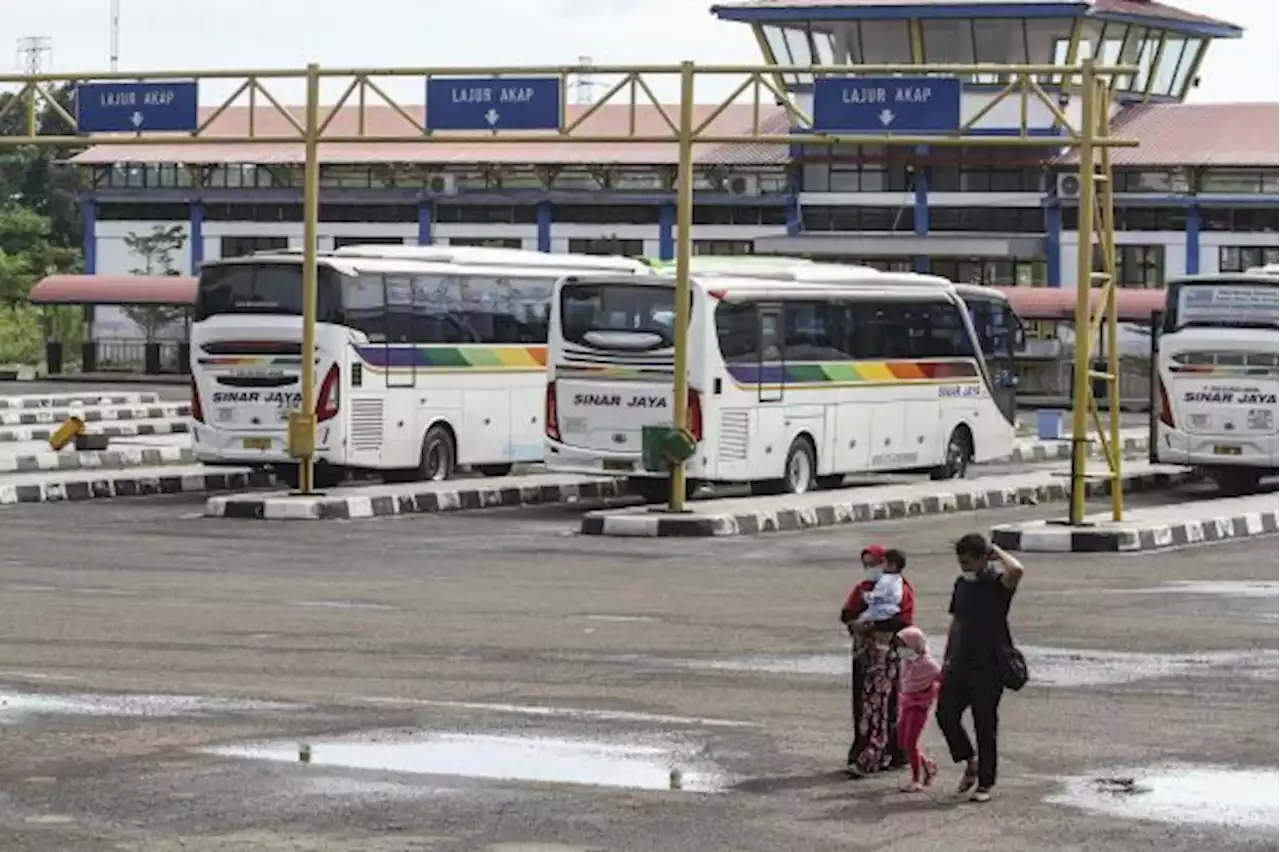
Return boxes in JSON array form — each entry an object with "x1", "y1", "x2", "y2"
[
  {"x1": 1151, "y1": 272, "x2": 1280, "y2": 493},
  {"x1": 543, "y1": 269, "x2": 1017, "y2": 500},
  {"x1": 190, "y1": 250, "x2": 649, "y2": 487}
]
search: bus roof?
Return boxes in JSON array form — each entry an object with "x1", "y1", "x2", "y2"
[
  {"x1": 1166, "y1": 273, "x2": 1280, "y2": 285},
  {"x1": 1245, "y1": 263, "x2": 1280, "y2": 276},
  {"x1": 328, "y1": 244, "x2": 650, "y2": 273},
  {"x1": 205, "y1": 253, "x2": 634, "y2": 279},
  {"x1": 564, "y1": 272, "x2": 961, "y2": 301}
]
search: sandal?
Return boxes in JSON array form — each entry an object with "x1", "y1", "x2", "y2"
[
  {"x1": 922, "y1": 760, "x2": 938, "y2": 788},
  {"x1": 956, "y1": 763, "x2": 978, "y2": 795},
  {"x1": 900, "y1": 780, "x2": 923, "y2": 793},
  {"x1": 970, "y1": 787, "x2": 992, "y2": 803}
]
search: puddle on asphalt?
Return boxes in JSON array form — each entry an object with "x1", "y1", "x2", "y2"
[
  {"x1": 676, "y1": 645, "x2": 1279, "y2": 687},
  {"x1": 207, "y1": 731, "x2": 729, "y2": 793},
  {"x1": 1048, "y1": 764, "x2": 1279, "y2": 831},
  {"x1": 0, "y1": 689, "x2": 294, "y2": 722}
]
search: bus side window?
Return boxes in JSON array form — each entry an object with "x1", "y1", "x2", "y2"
[{"x1": 714, "y1": 301, "x2": 758, "y2": 363}]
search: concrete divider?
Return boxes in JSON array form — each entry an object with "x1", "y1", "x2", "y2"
[
  {"x1": 0, "y1": 465, "x2": 272, "y2": 506},
  {"x1": 579, "y1": 462, "x2": 1192, "y2": 538},
  {"x1": 0, "y1": 392, "x2": 161, "y2": 410},
  {"x1": 0, "y1": 419, "x2": 190, "y2": 444},
  {"x1": 990, "y1": 493, "x2": 1280, "y2": 552},
  {"x1": 0, "y1": 403, "x2": 190, "y2": 427},
  {"x1": 206, "y1": 473, "x2": 626, "y2": 521},
  {"x1": 0, "y1": 446, "x2": 194, "y2": 474}
]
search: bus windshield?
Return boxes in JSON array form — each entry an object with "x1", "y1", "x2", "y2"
[
  {"x1": 195, "y1": 262, "x2": 344, "y2": 323},
  {"x1": 1165, "y1": 280, "x2": 1279, "y2": 332},
  {"x1": 559, "y1": 282, "x2": 680, "y2": 350}
]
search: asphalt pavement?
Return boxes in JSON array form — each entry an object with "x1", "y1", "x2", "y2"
[{"x1": 0, "y1": 482, "x2": 1274, "y2": 852}]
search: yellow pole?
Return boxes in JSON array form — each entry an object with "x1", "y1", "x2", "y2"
[
  {"x1": 668, "y1": 60, "x2": 696, "y2": 513},
  {"x1": 294, "y1": 62, "x2": 321, "y2": 494},
  {"x1": 1098, "y1": 77, "x2": 1123, "y2": 521},
  {"x1": 1068, "y1": 58, "x2": 1097, "y2": 526}
]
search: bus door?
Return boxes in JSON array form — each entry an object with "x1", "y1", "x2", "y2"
[
  {"x1": 968, "y1": 297, "x2": 1018, "y2": 422},
  {"x1": 757, "y1": 303, "x2": 784, "y2": 403}
]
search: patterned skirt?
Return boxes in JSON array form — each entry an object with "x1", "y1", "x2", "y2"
[{"x1": 846, "y1": 635, "x2": 904, "y2": 774}]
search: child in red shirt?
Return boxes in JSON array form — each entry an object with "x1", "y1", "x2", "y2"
[{"x1": 896, "y1": 624, "x2": 941, "y2": 792}]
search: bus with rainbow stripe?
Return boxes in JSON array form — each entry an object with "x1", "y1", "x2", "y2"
[
  {"x1": 188, "y1": 247, "x2": 648, "y2": 486},
  {"x1": 543, "y1": 265, "x2": 1018, "y2": 501}
]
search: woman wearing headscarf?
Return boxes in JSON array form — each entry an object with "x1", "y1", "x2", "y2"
[{"x1": 840, "y1": 545, "x2": 914, "y2": 777}]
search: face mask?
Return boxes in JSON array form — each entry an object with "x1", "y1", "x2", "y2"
[
  {"x1": 899, "y1": 648, "x2": 918, "y2": 662},
  {"x1": 865, "y1": 567, "x2": 883, "y2": 582},
  {"x1": 961, "y1": 568, "x2": 982, "y2": 582}
]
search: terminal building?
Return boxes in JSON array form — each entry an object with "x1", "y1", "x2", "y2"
[{"x1": 74, "y1": 0, "x2": 1277, "y2": 322}]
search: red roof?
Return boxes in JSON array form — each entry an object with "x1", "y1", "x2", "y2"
[
  {"x1": 1056, "y1": 103, "x2": 1279, "y2": 167},
  {"x1": 30, "y1": 275, "x2": 198, "y2": 306},
  {"x1": 994, "y1": 286, "x2": 1166, "y2": 321},
  {"x1": 68, "y1": 103, "x2": 790, "y2": 169}
]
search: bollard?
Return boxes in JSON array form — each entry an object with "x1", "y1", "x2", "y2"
[
  {"x1": 668, "y1": 767, "x2": 682, "y2": 791},
  {"x1": 298, "y1": 743, "x2": 312, "y2": 764}
]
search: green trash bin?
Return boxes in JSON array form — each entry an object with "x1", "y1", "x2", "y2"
[{"x1": 641, "y1": 424, "x2": 697, "y2": 473}]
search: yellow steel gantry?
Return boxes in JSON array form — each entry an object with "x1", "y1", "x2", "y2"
[{"x1": 0, "y1": 60, "x2": 1133, "y2": 521}]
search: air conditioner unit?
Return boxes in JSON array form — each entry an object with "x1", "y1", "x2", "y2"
[
  {"x1": 726, "y1": 174, "x2": 761, "y2": 197},
  {"x1": 426, "y1": 173, "x2": 458, "y2": 196},
  {"x1": 1056, "y1": 172, "x2": 1082, "y2": 199}
]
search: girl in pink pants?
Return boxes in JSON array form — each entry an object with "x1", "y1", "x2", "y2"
[{"x1": 896, "y1": 626, "x2": 941, "y2": 792}]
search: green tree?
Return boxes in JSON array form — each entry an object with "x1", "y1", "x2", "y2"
[
  {"x1": 123, "y1": 224, "x2": 190, "y2": 341},
  {"x1": 0, "y1": 84, "x2": 86, "y2": 248}
]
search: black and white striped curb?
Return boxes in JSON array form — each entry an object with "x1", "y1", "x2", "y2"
[
  {"x1": 991, "y1": 507, "x2": 1280, "y2": 552},
  {"x1": 1005, "y1": 434, "x2": 1147, "y2": 464},
  {"x1": 0, "y1": 420, "x2": 190, "y2": 443},
  {"x1": 579, "y1": 469, "x2": 1193, "y2": 537},
  {"x1": 0, "y1": 392, "x2": 160, "y2": 410},
  {"x1": 0, "y1": 404, "x2": 190, "y2": 427},
  {"x1": 0, "y1": 469, "x2": 274, "y2": 506},
  {"x1": 206, "y1": 477, "x2": 627, "y2": 521},
  {"x1": 0, "y1": 446, "x2": 193, "y2": 474}
]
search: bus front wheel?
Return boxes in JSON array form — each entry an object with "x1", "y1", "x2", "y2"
[
  {"x1": 930, "y1": 427, "x2": 972, "y2": 481},
  {"x1": 753, "y1": 436, "x2": 818, "y2": 496},
  {"x1": 1212, "y1": 468, "x2": 1264, "y2": 496}
]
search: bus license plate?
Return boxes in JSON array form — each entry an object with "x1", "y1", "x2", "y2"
[
  {"x1": 1213, "y1": 444, "x2": 1242, "y2": 456},
  {"x1": 604, "y1": 460, "x2": 633, "y2": 472},
  {"x1": 243, "y1": 437, "x2": 272, "y2": 451}
]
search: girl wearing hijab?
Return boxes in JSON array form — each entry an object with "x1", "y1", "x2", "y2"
[
  {"x1": 895, "y1": 625, "x2": 942, "y2": 792},
  {"x1": 840, "y1": 545, "x2": 913, "y2": 777}
]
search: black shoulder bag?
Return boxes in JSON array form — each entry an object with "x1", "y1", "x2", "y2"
[{"x1": 997, "y1": 643, "x2": 1029, "y2": 691}]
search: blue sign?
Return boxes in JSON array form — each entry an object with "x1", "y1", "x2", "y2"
[
  {"x1": 75, "y1": 81, "x2": 199, "y2": 133},
  {"x1": 812, "y1": 77, "x2": 961, "y2": 134},
  {"x1": 426, "y1": 77, "x2": 562, "y2": 131}
]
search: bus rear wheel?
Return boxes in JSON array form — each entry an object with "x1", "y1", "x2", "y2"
[
  {"x1": 475, "y1": 463, "x2": 513, "y2": 478},
  {"x1": 418, "y1": 425, "x2": 457, "y2": 482},
  {"x1": 627, "y1": 477, "x2": 695, "y2": 504},
  {"x1": 753, "y1": 436, "x2": 818, "y2": 496},
  {"x1": 930, "y1": 427, "x2": 972, "y2": 481},
  {"x1": 275, "y1": 463, "x2": 345, "y2": 490}
]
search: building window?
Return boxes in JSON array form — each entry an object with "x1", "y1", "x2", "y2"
[
  {"x1": 549, "y1": 205, "x2": 660, "y2": 225},
  {"x1": 1219, "y1": 246, "x2": 1280, "y2": 273},
  {"x1": 1200, "y1": 207, "x2": 1280, "y2": 233},
  {"x1": 567, "y1": 237, "x2": 644, "y2": 256},
  {"x1": 929, "y1": 208, "x2": 1044, "y2": 233},
  {"x1": 693, "y1": 240, "x2": 754, "y2": 256},
  {"x1": 1114, "y1": 245, "x2": 1164, "y2": 288},
  {"x1": 692, "y1": 206, "x2": 788, "y2": 226},
  {"x1": 448, "y1": 237, "x2": 523, "y2": 248},
  {"x1": 929, "y1": 258, "x2": 1047, "y2": 286},
  {"x1": 221, "y1": 236, "x2": 289, "y2": 258},
  {"x1": 333, "y1": 236, "x2": 405, "y2": 249},
  {"x1": 435, "y1": 204, "x2": 540, "y2": 225},
  {"x1": 1062, "y1": 206, "x2": 1187, "y2": 231},
  {"x1": 1199, "y1": 170, "x2": 1276, "y2": 194},
  {"x1": 800, "y1": 206, "x2": 916, "y2": 232}
]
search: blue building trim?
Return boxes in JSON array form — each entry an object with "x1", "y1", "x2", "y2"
[
  {"x1": 188, "y1": 200, "x2": 204, "y2": 274},
  {"x1": 711, "y1": 3, "x2": 1087, "y2": 22},
  {"x1": 536, "y1": 201, "x2": 552, "y2": 253},
  {"x1": 786, "y1": 149, "x2": 802, "y2": 237},
  {"x1": 1045, "y1": 203, "x2": 1062, "y2": 288},
  {"x1": 1185, "y1": 205, "x2": 1201, "y2": 274},
  {"x1": 417, "y1": 198, "x2": 433, "y2": 245},
  {"x1": 81, "y1": 199, "x2": 97, "y2": 275},
  {"x1": 913, "y1": 145, "x2": 929, "y2": 274},
  {"x1": 658, "y1": 203, "x2": 676, "y2": 260}
]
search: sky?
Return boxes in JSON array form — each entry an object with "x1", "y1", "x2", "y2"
[{"x1": 3, "y1": 0, "x2": 1277, "y2": 106}]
